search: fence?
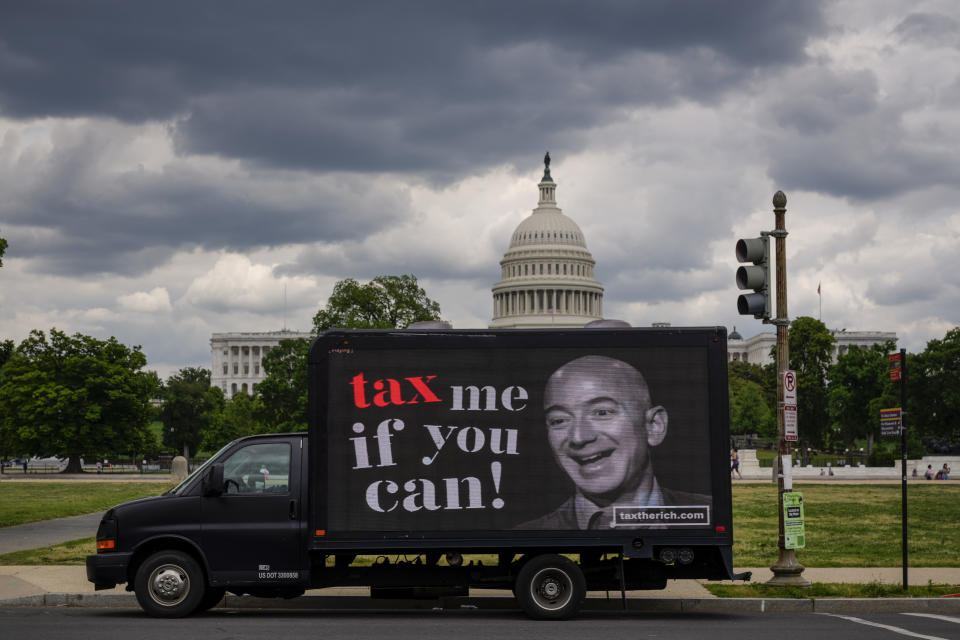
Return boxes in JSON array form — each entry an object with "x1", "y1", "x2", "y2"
[{"x1": 1, "y1": 456, "x2": 210, "y2": 475}]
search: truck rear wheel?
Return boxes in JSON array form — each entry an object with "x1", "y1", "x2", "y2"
[
  {"x1": 134, "y1": 550, "x2": 206, "y2": 618},
  {"x1": 515, "y1": 554, "x2": 585, "y2": 620}
]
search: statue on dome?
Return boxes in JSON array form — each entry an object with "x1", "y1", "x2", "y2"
[{"x1": 544, "y1": 151, "x2": 551, "y2": 168}]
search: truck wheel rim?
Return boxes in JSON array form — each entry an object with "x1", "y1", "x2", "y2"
[
  {"x1": 148, "y1": 564, "x2": 190, "y2": 606},
  {"x1": 529, "y1": 567, "x2": 572, "y2": 611}
]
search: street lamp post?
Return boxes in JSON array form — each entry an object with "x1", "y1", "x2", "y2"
[{"x1": 767, "y1": 191, "x2": 810, "y2": 587}]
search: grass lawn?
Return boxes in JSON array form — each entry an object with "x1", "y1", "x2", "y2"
[
  {"x1": 731, "y1": 483, "x2": 960, "y2": 567},
  {"x1": 0, "y1": 482, "x2": 172, "y2": 528},
  {"x1": 2, "y1": 482, "x2": 958, "y2": 569},
  {"x1": 0, "y1": 537, "x2": 96, "y2": 565},
  {"x1": 705, "y1": 582, "x2": 960, "y2": 598}
]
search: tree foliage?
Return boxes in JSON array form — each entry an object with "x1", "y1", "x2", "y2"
[
  {"x1": 0, "y1": 340, "x2": 14, "y2": 369},
  {"x1": 313, "y1": 274, "x2": 442, "y2": 331},
  {"x1": 160, "y1": 367, "x2": 224, "y2": 459},
  {"x1": 909, "y1": 327, "x2": 960, "y2": 441},
  {"x1": 827, "y1": 341, "x2": 896, "y2": 452},
  {"x1": 728, "y1": 360, "x2": 776, "y2": 437},
  {"x1": 202, "y1": 391, "x2": 263, "y2": 452},
  {"x1": 0, "y1": 329, "x2": 155, "y2": 472},
  {"x1": 787, "y1": 317, "x2": 835, "y2": 450},
  {"x1": 255, "y1": 338, "x2": 311, "y2": 433},
  {"x1": 0, "y1": 234, "x2": 7, "y2": 267}
]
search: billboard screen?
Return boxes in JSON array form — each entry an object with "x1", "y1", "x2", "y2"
[{"x1": 318, "y1": 333, "x2": 718, "y2": 533}]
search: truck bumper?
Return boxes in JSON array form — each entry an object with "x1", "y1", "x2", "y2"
[{"x1": 86, "y1": 552, "x2": 133, "y2": 590}]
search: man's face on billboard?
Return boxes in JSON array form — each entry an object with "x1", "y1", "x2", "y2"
[{"x1": 544, "y1": 356, "x2": 666, "y2": 502}]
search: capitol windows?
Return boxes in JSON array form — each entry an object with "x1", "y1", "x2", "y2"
[
  {"x1": 254, "y1": 364, "x2": 260, "y2": 375},
  {"x1": 231, "y1": 383, "x2": 238, "y2": 395},
  {"x1": 539, "y1": 264, "x2": 543, "y2": 274},
  {"x1": 244, "y1": 365, "x2": 249, "y2": 375},
  {"x1": 233, "y1": 364, "x2": 238, "y2": 375},
  {"x1": 222, "y1": 364, "x2": 228, "y2": 375}
]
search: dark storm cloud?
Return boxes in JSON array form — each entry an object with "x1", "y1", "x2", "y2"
[
  {"x1": 0, "y1": 124, "x2": 409, "y2": 276},
  {"x1": 768, "y1": 132, "x2": 959, "y2": 201},
  {"x1": 770, "y1": 67, "x2": 878, "y2": 136},
  {"x1": 1, "y1": 1, "x2": 825, "y2": 176}
]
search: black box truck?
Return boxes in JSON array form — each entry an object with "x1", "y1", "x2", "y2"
[{"x1": 87, "y1": 327, "x2": 746, "y2": 619}]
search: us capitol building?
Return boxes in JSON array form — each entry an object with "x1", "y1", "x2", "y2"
[{"x1": 489, "y1": 152, "x2": 604, "y2": 328}]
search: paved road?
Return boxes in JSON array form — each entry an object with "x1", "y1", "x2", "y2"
[
  {"x1": 0, "y1": 513, "x2": 104, "y2": 555},
  {"x1": 0, "y1": 609, "x2": 958, "y2": 640}
]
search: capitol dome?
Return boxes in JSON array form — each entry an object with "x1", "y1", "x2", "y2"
[{"x1": 490, "y1": 153, "x2": 604, "y2": 328}]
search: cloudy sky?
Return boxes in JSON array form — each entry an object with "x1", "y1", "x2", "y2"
[{"x1": 1, "y1": 0, "x2": 958, "y2": 378}]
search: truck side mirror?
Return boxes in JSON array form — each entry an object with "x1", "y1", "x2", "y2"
[{"x1": 202, "y1": 463, "x2": 225, "y2": 497}]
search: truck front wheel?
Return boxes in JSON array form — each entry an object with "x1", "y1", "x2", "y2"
[
  {"x1": 515, "y1": 554, "x2": 585, "y2": 620},
  {"x1": 134, "y1": 550, "x2": 206, "y2": 618}
]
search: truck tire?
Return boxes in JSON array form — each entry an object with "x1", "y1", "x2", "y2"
[
  {"x1": 134, "y1": 550, "x2": 206, "y2": 618},
  {"x1": 515, "y1": 554, "x2": 585, "y2": 620}
]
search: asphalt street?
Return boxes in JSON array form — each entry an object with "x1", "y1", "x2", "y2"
[{"x1": 1, "y1": 609, "x2": 959, "y2": 640}]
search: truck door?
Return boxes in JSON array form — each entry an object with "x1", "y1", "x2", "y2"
[{"x1": 201, "y1": 437, "x2": 307, "y2": 587}]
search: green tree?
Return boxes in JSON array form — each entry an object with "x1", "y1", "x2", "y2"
[
  {"x1": 0, "y1": 339, "x2": 14, "y2": 369},
  {"x1": 255, "y1": 338, "x2": 311, "y2": 432},
  {"x1": 728, "y1": 360, "x2": 776, "y2": 437},
  {"x1": 160, "y1": 367, "x2": 224, "y2": 459},
  {"x1": 313, "y1": 274, "x2": 442, "y2": 331},
  {"x1": 202, "y1": 391, "x2": 263, "y2": 451},
  {"x1": 730, "y1": 380, "x2": 776, "y2": 437},
  {"x1": 0, "y1": 234, "x2": 7, "y2": 267},
  {"x1": 910, "y1": 327, "x2": 960, "y2": 441},
  {"x1": 0, "y1": 329, "x2": 154, "y2": 472},
  {"x1": 827, "y1": 341, "x2": 897, "y2": 454},
  {"x1": 788, "y1": 317, "x2": 835, "y2": 452}
]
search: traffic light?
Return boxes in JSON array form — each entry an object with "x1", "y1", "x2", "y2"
[{"x1": 736, "y1": 235, "x2": 770, "y2": 320}]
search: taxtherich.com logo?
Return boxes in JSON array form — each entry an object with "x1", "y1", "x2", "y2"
[{"x1": 612, "y1": 506, "x2": 711, "y2": 527}]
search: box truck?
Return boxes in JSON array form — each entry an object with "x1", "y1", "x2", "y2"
[{"x1": 87, "y1": 327, "x2": 746, "y2": 619}]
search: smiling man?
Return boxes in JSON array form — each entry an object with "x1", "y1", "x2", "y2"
[{"x1": 518, "y1": 355, "x2": 710, "y2": 530}]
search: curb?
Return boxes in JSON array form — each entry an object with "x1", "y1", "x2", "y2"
[{"x1": 2, "y1": 593, "x2": 960, "y2": 614}]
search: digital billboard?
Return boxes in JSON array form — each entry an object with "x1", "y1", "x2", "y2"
[{"x1": 319, "y1": 338, "x2": 716, "y2": 532}]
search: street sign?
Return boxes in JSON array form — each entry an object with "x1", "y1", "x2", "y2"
[
  {"x1": 889, "y1": 352, "x2": 902, "y2": 381},
  {"x1": 784, "y1": 405, "x2": 798, "y2": 441},
  {"x1": 783, "y1": 492, "x2": 805, "y2": 549},
  {"x1": 782, "y1": 369, "x2": 798, "y2": 440},
  {"x1": 783, "y1": 369, "x2": 797, "y2": 404},
  {"x1": 881, "y1": 407, "x2": 902, "y2": 437}
]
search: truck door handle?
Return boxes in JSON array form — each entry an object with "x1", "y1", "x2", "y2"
[{"x1": 289, "y1": 499, "x2": 298, "y2": 520}]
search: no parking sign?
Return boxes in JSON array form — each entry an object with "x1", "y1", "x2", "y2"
[{"x1": 783, "y1": 370, "x2": 798, "y2": 441}]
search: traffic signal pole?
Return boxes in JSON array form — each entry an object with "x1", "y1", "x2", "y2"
[
  {"x1": 900, "y1": 348, "x2": 908, "y2": 590},
  {"x1": 767, "y1": 191, "x2": 810, "y2": 587}
]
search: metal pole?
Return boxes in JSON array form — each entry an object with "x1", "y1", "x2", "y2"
[
  {"x1": 767, "y1": 191, "x2": 810, "y2": 587},
  {"x1": 901, "y1": 348, "x2": 908, "y2": 590}
]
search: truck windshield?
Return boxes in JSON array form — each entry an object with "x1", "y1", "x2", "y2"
[{"x1": 166, "y1": 441, "x2": 234, "y2": 496}]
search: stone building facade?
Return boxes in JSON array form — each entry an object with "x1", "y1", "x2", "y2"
[
  {"x1": 210, "y1": 330, "x2": 312, "y2": 399},
  {"x1": 490, "y1": 153, "x2": 604, "y2": 328}
]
